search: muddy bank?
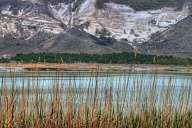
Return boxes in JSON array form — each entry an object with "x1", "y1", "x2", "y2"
[{"x1": 0, "y1": 63, "x2": 192, "y2": 74}]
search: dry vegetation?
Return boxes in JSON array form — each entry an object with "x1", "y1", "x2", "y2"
[
  {"x1": 1, "y1": 63, "x2": 192, "y2": 73},
  {"x1": 0, "y1": 72, "x2": 192, "y2": 128}
]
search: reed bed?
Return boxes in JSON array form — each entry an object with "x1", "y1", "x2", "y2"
[{"x1": 0, "y1": 72, "x2": 192, "y2": 128}]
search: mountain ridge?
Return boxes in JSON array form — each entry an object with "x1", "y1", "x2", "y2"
[
  {"x1": 140, "y1": 15, "x2": 192, "y2": 57},
  {"x1": 0, "y1": 0, "x2": 191, "y2": 57}
]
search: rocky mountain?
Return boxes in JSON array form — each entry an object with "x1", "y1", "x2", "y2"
[
  {"x1": 0, "y1": 0, "x2": 191, "y2": 56},
  {"x1": 0, "y1": 28, "x2": 133, "y2": 54},
  {"x1": 47, "y1": 0, "x2": 190, "y2": 43},
  {"x1": 141, "y1": 15, "x2": 192, "y2": 57},
  {"x1": 0, "y1": 0, "x2": 133, "y2": 55}
]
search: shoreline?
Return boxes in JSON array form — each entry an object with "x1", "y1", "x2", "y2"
[{"x1": 0, "y1": 63, "x2": 192, "y2": 73}]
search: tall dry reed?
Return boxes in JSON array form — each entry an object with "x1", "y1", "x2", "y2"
[{"x1": 0, "y1": 72, "x2": 192, "y2": 128}]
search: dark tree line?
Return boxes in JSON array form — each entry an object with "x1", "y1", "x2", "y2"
[{"x1": 1, "y1": 52, "x2": 191, "y2": 66}]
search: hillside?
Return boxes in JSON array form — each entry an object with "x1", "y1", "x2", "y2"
[
  {"x1": 0, "y1": 0, "x2": 191, "y2": 56},
  {"x1": 100, "y1": 0, "x2": 187, "y2": 10},
  {"x1": 141, "y1": 15, "x2": 192, "y2": 57},
  {"x1": 0, "y1": 28, "x2": 133, "y2": 55}
]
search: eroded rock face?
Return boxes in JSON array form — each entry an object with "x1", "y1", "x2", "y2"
[
  {"x1": 47, "y1": 0, "x2": 191, "y2": 44},
  {"x1": 0, "y1": 0, "x2": 191, "y2": 55},
  {"x1": 0, "y1": 0, "x2": 63, "y2": 40},
  {"x1": 0, "y1": 0, "x2": 133, "y2": 55},
  {"x1": 0, "y1": 0, "x2": 190, "y2": 42},
  {"x1": 140, "y1": 15, "x2": 192, "y2": 57}
]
